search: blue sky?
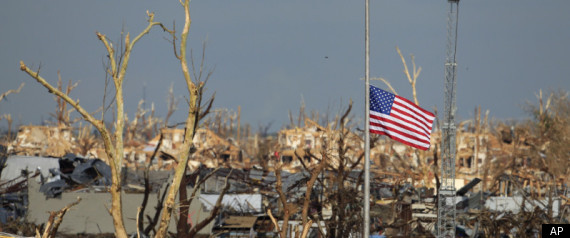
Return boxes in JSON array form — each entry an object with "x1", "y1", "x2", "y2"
[{"x1": 1, "y1": 0, "x2": 569, "y2": 132}]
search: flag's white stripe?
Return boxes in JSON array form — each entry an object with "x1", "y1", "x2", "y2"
[
  {"x1": 377, "y1": 106, "x2": 432, "y2": 138},
  {"x1": 393, "y1": 98, "x2": 435, "y2": 129},
  {"x1": 370, "y1": 114, "x2": 430, "y2": 141},
  {"x1": 370, "y1": 111, "x2": 431, "y2": 140},
  {"x1": 392, "y1": 100, "x2": 434, "y2": 131},
  {"x1": 369, "y1": 119, "x2": 430, "y2": 145},
  {"x1": 394, "y1": 97, "x2": 435, "y2": 121},
  {"x1": 370, "y1": 112, "x2": 430, "y2": 142},
  {"x1": 392, "y1": 99, "x2": 434, "y2": 126},
  {"x1": 390, "y1": 109, "x2": 432, "y2": 136},
  {"x1": 369, "y1": 125, "x2": 430, "y2": 149}
]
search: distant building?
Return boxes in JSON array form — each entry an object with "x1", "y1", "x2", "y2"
[{"x1": 8, "y1": 125, "x2": 75, "y2": 157}]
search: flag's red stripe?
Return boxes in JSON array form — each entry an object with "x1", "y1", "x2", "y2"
[
  {"x1": 370, "y1": 114, "x2": 429, "y2": 143},
  {"x1": 370, "y1": 112, "x2": 431, "y2": 143},
  {"x1": 390, "y1": 108, "x2": 432, "y2": 136},
  {"x1": 369, "y1": 114, "x2": 430, "y2": 145},
  {"x1": 368, "y1": 86, "x2": 434, "y2": 151},
  {"x1": 369, "y1": 121, "x2": 430, "y2": 146},
  {"x1": 392, "y1": 104, "x2": 434, "y2": 132},
  {"x1": 394, "y1": 95, "x2": 435, "y2": 118},
  {"x1": 369, "y1": 129, "x2": 429, "y2": 150},
  {"x1": 393, "y1": 99, "x2": 434, "y2": 129}
]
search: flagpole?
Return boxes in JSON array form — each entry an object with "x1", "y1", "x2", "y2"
[{"x1": 363, "y1": 0, "x2": 371, "y2": 237}]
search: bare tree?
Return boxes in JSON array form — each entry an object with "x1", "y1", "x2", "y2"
[
  {"x1": 180, "y1": 169, "x2": 232, "y2": 237},
  {"x1": 297, "y1": 149, "x2": 327, "y2": 228},
  {"x1": 75, "y1": 122, "x2": 98, "y2": 157},
  {"x1": 0, "y1": 83, "x2": 24, "y2": 141},
  {"x1": 164, "y1": 83, "x2": 180, "y2": 127},
  {"x1": 525, "y1": 89, "x2": 569, "y2": 194},
  {"x1": 49, "y1": 72, "x2": 79, "y2": 126},
  {"x1": 20, "y1": 11, "x2": 171, "y2": 238},
  {"x1": 271, "y1": 100, "x2": 370, "y2": 238},
  {"x1": 22, "y1": 1, "x2": 216, "y2": 236},
  {"x1": 274, "y1": 162, "x2": 296, "y2": 238},
  {"x1": 320, "y1": 101, "x2": 368, "y2": 238},
  {"x1": 154, "y1": 0, "x2": 215, "y2": 236},
  {"x1": 396, "y1": 46, "x2": 422, "y2": 105},
  {"x1": 0, "y1": 114, "x2": 14, "y2": 142},
  {"x1": 125, "y1": 99, "x2": 162, "y2": 144}
]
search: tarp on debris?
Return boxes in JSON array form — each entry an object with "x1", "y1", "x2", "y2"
[{"x1": 39, "y1": 154, "x2": 112, "y2": 198}]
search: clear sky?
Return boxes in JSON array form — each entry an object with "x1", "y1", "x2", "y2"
[{"x1": 1, "y1": 0, "x2": 569, "y2": 132}]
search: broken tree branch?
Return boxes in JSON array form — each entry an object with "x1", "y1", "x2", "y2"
[
  {"x1": 396, "y1": 46, "x2": 421, "y2": 105},
  {"x1": 0, "y1": 82, "x2": 24, "y2": 103},
  {"x1": 38, "y1": 197, "x2": 81, "y2": 238}
]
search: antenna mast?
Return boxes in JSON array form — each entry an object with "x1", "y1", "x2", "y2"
[{"x1": 438, "y1": 0, "x2": 459, "y2": 237}]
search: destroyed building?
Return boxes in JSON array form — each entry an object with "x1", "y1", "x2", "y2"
[
  {"x1": 274, "y1": 118, "x2": 364, "y2": 171},
  {"x1": 142, "y1": 128, "x2": 247, "y2": 170},
  {"x1": 8, "y1": 125, "x2": 76, "y2": 157}
]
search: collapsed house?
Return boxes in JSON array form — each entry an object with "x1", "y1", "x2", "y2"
[
  {"x1": 8, "y1": 125, "x2": 76, "y2": 157},
  {"x1": 274, "y1": 118, "x2": 364, "y2": 172},
  {"x1": 140, "y1": 128, "x2": 247, "y2": 170}
]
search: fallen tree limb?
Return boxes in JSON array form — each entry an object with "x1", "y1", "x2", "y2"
[{"x1": 36, "y1": 197, "x2": 81, "y2": 238}]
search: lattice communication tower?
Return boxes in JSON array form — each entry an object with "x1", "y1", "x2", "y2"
[{"x1": 438, "y1": 0, "x2": 460, "y2": 237}]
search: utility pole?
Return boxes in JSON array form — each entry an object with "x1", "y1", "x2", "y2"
[{"x1": 438, "y1": 0, "x2": 460, "y2": 237}]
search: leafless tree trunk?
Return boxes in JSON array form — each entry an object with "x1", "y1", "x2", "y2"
[
  {"x1": 322, "y1": 101, "x2": 368, "y2": 238},
  {"x1": 175, "y1": 167, "x2": 220, "y2": 237},
  {"x1": 187, "y1": 170, "x2": 232, "y2": 237},
  {"x1": 155, "y1": 0, "x2": 214, "y2": 236},
  {"x1": 274, "y1": 162, "x2": 294, "y2": 238},
  {"x1": 299, "y1": 151, "x2": 327, "y2": 226},
  {"x1": 21, "y1": 12, "x2": 168, "y2": 238},
  {"x1": 275, "y1": 101, "x2": 366, "y2": 238}
]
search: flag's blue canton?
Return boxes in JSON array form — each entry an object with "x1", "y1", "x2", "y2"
[{"x1": 370, "y1": 85, "x2": 395, "y2": 115}]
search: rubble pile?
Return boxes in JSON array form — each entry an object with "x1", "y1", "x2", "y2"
[{"x1": 0, "y1": 145, "x2": 38, "y2": 225}]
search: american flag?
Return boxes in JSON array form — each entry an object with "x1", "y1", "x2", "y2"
[{"x1": 369, "y1": 85, "x2": 435, "y2": 150}]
